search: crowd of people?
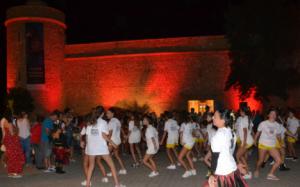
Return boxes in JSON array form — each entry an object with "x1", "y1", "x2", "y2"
[{"x1": 0, "y1": 105, "x2": 299, "y2": 187}]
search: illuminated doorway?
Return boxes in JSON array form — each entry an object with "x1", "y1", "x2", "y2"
[{"x1": 188, "y1": 100, "x2": 214, "y2": 113}]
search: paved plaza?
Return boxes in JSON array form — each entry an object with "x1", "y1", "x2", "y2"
[{"x1": 1, "y1": 147, "x2": 300, "y2": 187}]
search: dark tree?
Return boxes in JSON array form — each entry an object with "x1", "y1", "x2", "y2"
[
  {"x1": 7, "y1": 87, "x2": 34, "y2": 115},
  {"x1": 225, "y1": 0, "x2": 300, "y2": 102}
]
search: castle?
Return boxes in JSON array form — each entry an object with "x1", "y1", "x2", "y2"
[{"x1": 5, "y1": 1, "x2": 298, "y2": 114}]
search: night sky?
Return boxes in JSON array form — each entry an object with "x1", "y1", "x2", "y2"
[{"x1": 0, "y1": 0, "x2": 229, "y2": 110}]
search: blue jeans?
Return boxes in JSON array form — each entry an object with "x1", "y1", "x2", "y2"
[{"x1": 20, "y1": 137, "x2": 31, "y2": 164}]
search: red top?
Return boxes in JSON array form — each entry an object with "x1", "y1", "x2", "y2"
[{"x1": 30, "y1": 123, "x2": 42, "y2": 144}]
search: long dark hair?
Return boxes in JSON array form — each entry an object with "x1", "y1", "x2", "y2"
[
  {"x1": 217, "y1": 109, "x2": 234, "y2": 129},
  {"x1": 240, "y1": 106, "x2": 251, "y2": 130}
]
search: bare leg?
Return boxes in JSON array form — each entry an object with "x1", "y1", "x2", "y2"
[
  {"x1": 129, "y1": 144, "x2": 137, "y2": 164},
  {"x1": 135, "y1": 143, "x2": 142, "y2": 161},
  {"x1": 255, "y1": 149, "x2": 267, "y2": 177},
  {"x1": 143, "y1": 154, "x2": 154, "y2": 171},
  {"x1": 113, "y1": 147, "x2": 126, "y2": 170},
  {"x1": 166, "y1": 148, "x2": 175, "y2": 165},
  {"x1": 204, "y1": 151, "x2": 212, "y2": 168},
  {"x1": 86, "y1": 155, "x2": 95, "y2": 187},
  {"x1": 149, "y1": 157, "x2": 157, "y2": 172},
  {"x1": 178, "y1": 147, "x2": 189, "y2": 171},
  {"x1": 186, "y1": 151, "x2": 194, "y2": 170},
  {"x1": 268, "y1": 149, "x2": 281, "y2": 176},
  {"x1": 101, "y1": 155, "x2": 120, "y2": 186},
  {"x1": 96, "y1": 156, "x2": 107, "y2": 177},
  {"x1": 83, "y1": 153, "x2": 88, "y2": 178}
]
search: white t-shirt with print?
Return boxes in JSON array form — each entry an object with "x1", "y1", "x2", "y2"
[
  {"x1": 287, "y1": 117, "x2": 299, "y2": 136},
  {"x1": 108, "y1": 117, "x2": 122, "y2": 145},
  {"x1": 85, "y1": 118, "x2": 109, "y2": 155},
  {"x1": 257, "y1": 120, "x2": 281, "y2": 147},
  {"x1": 236, "y1": 116, "x2": 253, "y2": 145},
  {"x1": 145, "y1": 125, "x2": 159, "y2": 155},
  {"x1": 211, "y1": 127, "x2": 237, "y2": 175},
  {"x1": 164, "y1": 119, "x2": 179, "y2": 144}
]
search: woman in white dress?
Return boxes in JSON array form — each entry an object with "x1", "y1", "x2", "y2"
[
  {"x1": 127, "y1": 113, "x2": 142, "y2": 167},
  {"x1": 85, "y1": 107, "x2": 125, "y2": 187}
]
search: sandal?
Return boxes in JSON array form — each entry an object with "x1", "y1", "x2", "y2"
[{"x1": 267, "y1": 174, "x2": 279, "y2": 181}]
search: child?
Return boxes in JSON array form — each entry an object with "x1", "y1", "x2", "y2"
[
  {"x1": 160, "y1": 112, "x2": 179, "y2": 169},
  {"x1": 52, "y1": 128, "x2": 69, "y2": 174},
  {"x1": 143, "y1": 115, "x2": 159, "y2": 178},
  {"x1": 127, "y1": 114, "x2": 142, "y2": 167}
]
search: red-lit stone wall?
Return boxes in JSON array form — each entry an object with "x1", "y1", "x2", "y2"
[{"x1": 63, "y1": 36, "x2": 262, "y2": 114}]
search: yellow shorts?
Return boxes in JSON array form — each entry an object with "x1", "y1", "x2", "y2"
[
  {"x1": 237, "y1": 138, "x2": 252, "y2": 149},
  {"x1": 183, "y1": 144, "x2": 193, "y2": 151},
  {"x1": 275, "y1": 140, "x2": 283, "y2": 149},
  {"x1": 287, "y1": 137, "x2": 297, "y2": 144},
  {"x1": 258, "y1": 144, "x2": 275, "y2": 151},
  {"x1": 195, "y1": 138, "x2": 205, "y2": 143},
  {"x1": 166, "y1": 144, "x2": 178, "y2": 149}
]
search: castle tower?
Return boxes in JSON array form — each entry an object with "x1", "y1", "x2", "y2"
[{"x1": 5, "y1": 0, "x2": 66, "y2": 113}]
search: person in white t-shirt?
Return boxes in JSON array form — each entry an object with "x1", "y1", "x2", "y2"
[
  {"x1": 204, "y1": 109, "x2": 247, "y2": 187},
  {"x1": 236, "y1": 108, "x2": 254, "y2": 180},
  {"x1": 107, "y1": 108, "x2": 127, "y2": 175},
  {"x1": 127, "y1": 114, "x2": 142, "y2": 167},
  {"x1": 84, "y1": 107, "x2": 125, "y2": 187},
  {"x1": 80, "y1": 118, "x2": 109, "y2": 186},
  {"x1": 203, "y1": 113, "x2": 217, "y2": 177},
  {"x1": 160, "y1": 112, "x2": 179, "y2": 170},
  {"x1": 286, "y1": 110, "x2": 299, "y2": 161},
  {"x1": 142, "y1": 115, "x2": 159, "y2": 178},
  {"x1": 178, "y1": 115, "x2": 197, "y2": 178},
  {"x1": 254, "y1": 108, "x2": 282, "y2": 181}
]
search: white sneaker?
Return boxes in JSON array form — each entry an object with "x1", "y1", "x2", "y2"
[
  {"x1": 190, "y1": 169, "x2": 197, "y2": 176},
  {"x1": 182, "y1": 171, "x2": 192, "y2": 178},
  {"x1": 102, "y1": 177, "x2": 109, "y2": 183},
  {"x1": 107, "y1": 172, "x2": 113, "y2": 177},
  {"x1": 81, "y1": 180, "x2": 92, "y2": 186},
  {"x1": 167, "y1": 164, "x2": 176, "y2": 170},
  {"x1": 115, "y1": 184, "x2": 126, "y2": 187},
  {"x1": 177, "y1": 162, "x2": 181, "y2": 166},
  {"x1": 43, "y1": 168, "x2": 52, "y2": 173},
  {"x1": 119, "y1": 169, "x2": 127, "y2": 175},
  {"x1": 270, "y1": 161, "x2": 275, "y2": 166},
  {"x1": 192, "y1": 158, "x2": 197, "y2": 162},
  {"x1": 243, "y1": 172, "x2": 252, "y2": 180},
  {"x1": 148, "y1": 171, "x2": 159, "y2": 178}
]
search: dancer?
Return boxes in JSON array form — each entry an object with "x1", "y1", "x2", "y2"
[
  {"x1": 143, "y1": 115, "x2": 160, "y2": 178},
  {"x1": 203, "y1": 109, "x2": 248, "y2": 187},
  {"x1": 236, "y1": 107, "x2": 254, "y2": 179},
  {"x1": 178, "y1": 115, "x2": 197, "y2": 178},
  {"x1": 107, "y1": 108, "x2": 127, "y2": 175},
  {"x1": 127, "y1": 113, "x2": 142, "y2": 167},
  {"x1": 286, "y1": 109, "x2": 299, "y2": 161},
  {"x1": 160, "y1": 112, "x2": 179, "y2": 170},
  {"x1": 254, "y1": 108, "x2": 282, "y2": 180},
  {"x1": 85, "y1": 107, "x2": 125, "y2": 187},
  {"x1": 203, "y1": 113, "x2": 216, "y2": 178}
]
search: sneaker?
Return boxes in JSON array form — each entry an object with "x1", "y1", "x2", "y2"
[
  {"x1": 107, "y1": 172, "x2": 113, "y2": 177},
  {"x1": 190, "y1": 169, "x2": 197, "y2": 176},
  {"x1": 148, "y1": 171, "x2": 159, "y2": 178},
  {"x1": 192, "y1": 158, "x2": 197, "y2": 162},
  {"x1": 119, "y1": 169, "x2": 127, "y2": 175},
  {"x1": 199, "y1": 157, "x2": 204, "y2": 162},
  {"x1": 279, "y1": 164, "x2": 290, "y2": 171},
  {"x1": 167, "y1": 164, "x2": 176, "y2": 170},
  {"x1": 182, "y1": 171, "x2": 192, "y2": 178},
  {"x1": 49, "y1": 167, "x2": 56, "y2": 172},
  {"x1": 115, "y1": 184, "x2": 126, "y2": 187},
  {"x1": 270, "y1": 161, "x2": 275, "y2": 166},
  {"x1": 285, "y1": 156, "x2": 293, "y2": 160},
  {"x1": 43, "y1": 168, "x2": 52, "y2": 173},
  {"x1": 293, "y1": 157, "x2": 298, "y2": 162},
  {"x1": 243, "y1": 172, "x2": 252, "y2": 180},
  {"x1": 81, "y1": 180, "x2": 91, "y2": 186},
  {"x1": 177, "y1": 162, "x2": 181, "y2": 166},
  {"x1": 102, "y1": 177, "x2": 109, "y2": 183}
]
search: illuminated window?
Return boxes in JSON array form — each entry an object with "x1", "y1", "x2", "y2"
[{"x1": 188, "y1": 100, "x2": 214, "y2": 113}]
